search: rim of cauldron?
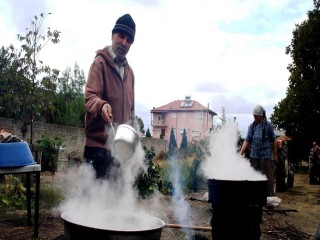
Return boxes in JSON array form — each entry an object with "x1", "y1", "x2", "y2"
[{"x1": 61, "y1": 211, "x2": 166, "y2": 233}]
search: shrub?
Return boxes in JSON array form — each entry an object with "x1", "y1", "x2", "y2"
[
  {"x1": 37, "y1": 134, "x2": 64, "y2": 173},
  {"x1": 0, "y1": 175, "x2": 64, "y2": 212},
  {"x1": 0, "y1": 175, "x2": 27, "y2": 209},
  {"x1": 136, "y1": 147, "x2": 162, "y2": 198}
]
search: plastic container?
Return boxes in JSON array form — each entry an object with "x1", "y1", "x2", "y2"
[{"x1": 0, "y1": 142, "x2": 36, "y2": 167}]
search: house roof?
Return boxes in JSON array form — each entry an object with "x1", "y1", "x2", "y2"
[{"x1": 151, "y1": 99, "x2": 217, "y2": 115}]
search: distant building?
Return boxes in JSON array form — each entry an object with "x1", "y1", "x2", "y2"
[{"x1": 151, "y1": 96, "x2": 217, "y2": 146}]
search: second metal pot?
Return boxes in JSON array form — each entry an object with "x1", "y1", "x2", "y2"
[{"x1": 113, "y1": 124, "x2": 140, "y2": 161}]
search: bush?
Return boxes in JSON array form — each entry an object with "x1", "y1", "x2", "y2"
[
  {"x1": 0, "y1": 175, "x2": 27, "y2": 210},
  {"x1": 37, "y1": 134, "x2": 64, "y2": 173},
  {"x1": 136, "y1": 147, "x2": 162, "y2": 198},
  {"x1": 39, "y1": 182, "x2": 64, "y2": 209},
  {"x1": 187, "y1": 156, "x2": 206, "y2": 192},
  {"x1": 0, "y1": 175, "x2": 64, "y2": 212}
]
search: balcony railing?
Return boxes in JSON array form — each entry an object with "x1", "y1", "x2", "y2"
[{"x1": 152, "y1": 120, "x2": 166, "y2": 127}]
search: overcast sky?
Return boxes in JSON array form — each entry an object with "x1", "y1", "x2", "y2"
[{"x1": 0, "y1": 0, "x2": 314, "y2": 136}]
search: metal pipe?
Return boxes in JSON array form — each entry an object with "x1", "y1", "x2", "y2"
[{"x1": 165, "y1": 223, "x2": 212, "y2": 232}]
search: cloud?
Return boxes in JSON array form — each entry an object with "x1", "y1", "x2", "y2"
[{"x1": 6, "y1": 0, "x2": 49, "y2": 33}]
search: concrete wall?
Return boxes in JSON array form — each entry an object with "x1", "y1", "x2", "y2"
[{"x1": 0, "y1": 117, "x2": 167, "y2": 171}]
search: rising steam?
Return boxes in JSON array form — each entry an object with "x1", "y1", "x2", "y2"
[{"x1": 202, "y1": 121, "x2": 267, "y2": 181}]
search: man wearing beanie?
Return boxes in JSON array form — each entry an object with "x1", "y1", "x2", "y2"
[
  {"x1": 84, "y1": 14, "x2": 136, "y2": 179},
  {"x1": 240, "y1": 105, "x2": 278, "y2": 197}
]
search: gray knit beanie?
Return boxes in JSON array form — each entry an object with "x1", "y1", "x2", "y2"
[{"x1": 112, "y1": 14, "x2": 136, "y2": 43}]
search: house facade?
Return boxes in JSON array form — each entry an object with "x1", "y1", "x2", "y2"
[{"x1": 151, "y1": 96, "x2": 217, "y2": 147}]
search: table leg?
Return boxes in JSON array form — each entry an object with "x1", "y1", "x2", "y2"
[
  {"x1": 26, "y1": 173, "x2": 31, "y2": 226},
  {"x1": 34, "y1": 171, "x2": 40, "y2": 238}
]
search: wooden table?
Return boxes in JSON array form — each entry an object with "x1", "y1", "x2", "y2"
[{"x1": 0, "y1": 164, "x2": 41, "y2": 238}]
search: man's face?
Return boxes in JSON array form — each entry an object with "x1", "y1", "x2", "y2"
[{"x1": 111, "y1": 33, "x2": 133, "y2": 60}]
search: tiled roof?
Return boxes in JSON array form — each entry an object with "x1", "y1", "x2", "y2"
[{"x1": 151, "y1": 99, "x2": 217, "y2": 115}]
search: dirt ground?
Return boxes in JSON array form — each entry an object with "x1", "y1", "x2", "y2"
[{"x1": 0, "y1": 170, "x2": 319, "y2": 240}]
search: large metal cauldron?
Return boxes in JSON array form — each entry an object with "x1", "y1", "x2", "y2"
[
  {"x1": 207, "y1": 179, "x2": 268, "y2": 240},
  {"x1": 61, "y1": 210, "x2": 165, "y2": 240}
]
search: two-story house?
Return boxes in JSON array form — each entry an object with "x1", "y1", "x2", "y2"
[{"x1": 151, "y1": 96, "x2": 217, "y2": 146}]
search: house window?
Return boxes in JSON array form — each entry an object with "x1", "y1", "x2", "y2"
[
  {"x1": 171, "y1": 112, "x2": 176, "y2": 118},
  {"x1": 195, "y1": 111, "x2": 203, "y2": 121}
]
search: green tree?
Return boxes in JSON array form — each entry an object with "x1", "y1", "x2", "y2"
[
  {"x1": 180, "y1": 128, "x2": 188, "y2": 149},
  {"x1": 168, "y1": 127, "x2": 177, "y2": 156},
  {"x1": 15, "y1": 13, "x2": 60, "y2": 143},
  {"x1": 136, "y1": 116, "x2": 145, "y2": 134},
  {"x1": 51, "y1": 63, "x2": 85, "y2": 127},
  {"x1": 146, "y1": 128, "x2": 151, "y2": 137},
  {"x1": 0, "y1": 46, "x2": 32, "y2": 127},
  {"x1": 270, "y1": 1, "x2": 320, "y2": 160},
  {"x1": 188, "y1": 152, "x2": 205, "y2": 192}
]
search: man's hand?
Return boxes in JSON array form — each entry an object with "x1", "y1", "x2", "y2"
[{"x1": 102, "y1": 104, "x2": 113, "y2": 123}]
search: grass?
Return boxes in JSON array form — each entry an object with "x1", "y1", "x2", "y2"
[{"x1": 0, "y1": 174, "x2": 64, "y2": 222}]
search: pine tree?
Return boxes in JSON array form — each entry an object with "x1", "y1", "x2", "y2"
[
  {"x1": 168, "y1": 127, "x2": 177, "y2": 156},
  {"x1": 146, "y1": 128, "x2": 151, "y2": 137},
  {"x1": 180, "y1": 128, "x2": 188, "y2": 149}
]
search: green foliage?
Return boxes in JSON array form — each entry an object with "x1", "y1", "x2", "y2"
[
  {"x1": 187, "y1": 153, "x2": 206, "y2": 192},
  {"x1": 39, "y1": 183, "x2": 64, "y2": 209},
  {"x1": 0, "y1": 46, "x2": 30, "y2": 123},
  {"x1": 136, "y1": 116, "x2": 145, "y2": 134},
  {"x1": 180, "y1": 128, "x2": 188, "y2": 149},
  {"x1": 51, "y1": 63, "x2": 85, "y2": 127},
  {"x1": 136, "y1": 147, "x2": 162, "y2": 198},
  {"x1": 0, "y1": 13, "x2": 61, "y2": 142},
  {"x1": 0, "y1": 13, "x2": 87, "y2": 132},
  {"x1": 159, "y1": 163, "x2": 174, "y2": 195},
  {"x1": 160, "y1": 156, "x2": 206, "y2": 195},
  {"x1": 270, "y1": 2, "x2": 320, "y2": 161},
  {"x1": 0, "y1": 176, "x2": 63, "y2": 218},
  {"x1": 37, "y1": 134, "x2": 64, "y2": 172},
  {"x1": 168, "y1": 127, "x2": 177, "y2": 156},
  {"x1": 146, "y1": 128, "x2": 151, "y2": 137},
  {"x1": 0, "y1": 175, "x2": 27, "y2": 209}
]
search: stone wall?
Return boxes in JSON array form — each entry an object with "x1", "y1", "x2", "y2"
[
  {"x1": 0, "y1": 117, "x2": 167, "y2": 171},
  {"x1": 0, "y1": 117, "x2": 85, "y2": 171},
  {"x1": 140, "y1": 137, "x2": 167, "y2": 156}
]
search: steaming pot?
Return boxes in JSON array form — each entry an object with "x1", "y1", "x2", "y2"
[
  {"x1": 113, "y1": 124, "x2": 140, "y2": 161},
  {"x1": 61, "y1": 210, "x2": 165, "y2": 240},
  {"x1": 207, "y1": 179, "x2": 268, "y2": 240}
]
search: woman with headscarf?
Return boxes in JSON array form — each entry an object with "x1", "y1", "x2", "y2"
[{"x1": 240, "y1": 105, "x2": 278, "y2": 196}]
